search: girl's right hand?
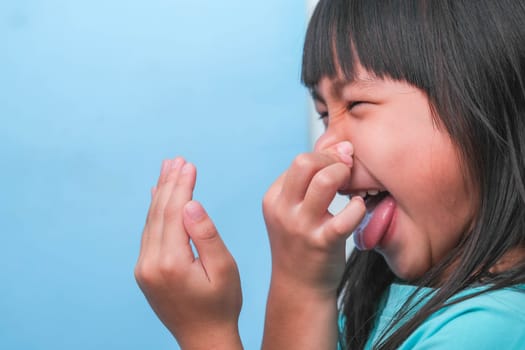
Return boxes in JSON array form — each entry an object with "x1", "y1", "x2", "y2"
[{"x1": 135, "y1": 158, "x2": 243, "y2": 350}]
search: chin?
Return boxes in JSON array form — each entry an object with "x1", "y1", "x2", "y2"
[{"x1": 382, "y1": 254, "x2": 430, "y2": 283}]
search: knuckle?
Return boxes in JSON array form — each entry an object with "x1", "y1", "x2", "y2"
[
  {"x1": 292, "y1": 153, "x2": 314, "y2": 171},
  {"x1": 263, "y1": 189, "x2": 282, "y2": 218},
  {"x1": 198, "y1": 222, "x2": 218, "y2": 241},
  {"x1": 329, "y1": 220, "x2": 345, "y2": 236},
  {"x1": 312, "y1": 171, "x2": 337, "y2": 191},
  {"x1": 215, "y1": 255, "x2": 238, "y2": 279},
  {"x1": 162, "y1": 204, "x2": 179, "y2": 223},
  {"x1": 134, "y1": 262, "x2": 159, "y2": 287},
  {"x1": 158, "y1": 256, "x2": 178, "y2": 277},
  {"x1": 262, "y1": 192, "x2": 274, "y2": 215},
  {"x1": 306, "y1": 229, "x2": 330, "y2": 248},
  {"x1": 271, "y1": 203, "x2": 290, "y2": 227},
  {"x1": 150, "y1": 205, "x2": 164, "y2": 221},
  {"x1": 133, "y1": 265, "x2": 143, "y2": 283}
]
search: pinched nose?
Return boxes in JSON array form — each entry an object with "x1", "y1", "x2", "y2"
[
  {"x1": 334, "y1": 141, "x2": 353, "y2": 166},
  {"x1": 314, "y1": 135, "x2": 354, "y2": 166},
  {"x1": 313, "y1": 132, "x2": 332, "y2": 152},
  {"x1": 313, "y1": 127, "x2": 352, "y2": 152}
]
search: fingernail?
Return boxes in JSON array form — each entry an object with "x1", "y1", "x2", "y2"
[
  {"x1": 336, "y1": 141, "x2": 353, "y2": 155},
  {"x1": 336, "y1": 141, "x2": 353, "y2": 166},
  {"x1": 170, "y1": 157, "x2": 184, "y2": 169},
  {"x1": 185, "y1": 201, "x2": 205, "y2": 222},
  {"x1": 181, "y1": 162, "x2": 193, "y2": 174}
]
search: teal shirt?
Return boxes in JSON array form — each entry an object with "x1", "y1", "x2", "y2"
[{"x1": 339, "y1": 283, "x2": 525, "y2": 349}]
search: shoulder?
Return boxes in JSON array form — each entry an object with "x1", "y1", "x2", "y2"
[{"x1": 403, "y1": 285, "x2": 525, "y2": 349}]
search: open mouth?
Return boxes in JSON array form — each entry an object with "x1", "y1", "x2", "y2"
[
  {"x1": 363, "y1": 191, "x2": 390, "y2": 212},
  {"x1": 350, "y1": 190, "x2": 390, "y2": 212},
  {"x1": 350, "y1": 190, "x2": 395, "y2": 251}
]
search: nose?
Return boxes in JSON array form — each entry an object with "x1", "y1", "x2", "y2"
[{"x1": 313, "y1": 126, "x2": 346, "y2": 153}]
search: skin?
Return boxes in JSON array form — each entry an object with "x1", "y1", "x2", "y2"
[
  {"x1": 262, "y1": 145, "x2": 367, "y2": 349},
  {"x1": 135, "y1": 65, "x2": 480, "y2": 349},
  {"x1": 311, "y1": 69, "x2": 477, "y2": 280},
  {"x1": 262, "y1": 66, "x2": 477, "y2": 349},
  {"x1": 135, "y1": 158, "x2": 243, "y2": 350}
]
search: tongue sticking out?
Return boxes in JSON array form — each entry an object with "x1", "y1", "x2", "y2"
[{"x1": 353, "y1": 195, "x2": 396, "y2": 250}]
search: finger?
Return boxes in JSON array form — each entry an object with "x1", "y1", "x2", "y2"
[
  {"x1": 302, "y1": 162, "x2": 351, "y2": 218},
  {"x1": 279, "y1": 141, "x2": 354, "y2": 206},
  {"x1": 161, "y1": 162, "x2": 197, "y2": 262},
  {"x1": 151, "y1": 186, "x2": 157, "y2": 198},
  {"x1": 144, "y1": 160, "x2": 168, "y2": 228},
  {"x1": 146, "y1": 158, "x2": 185, "y2": 225},
  {"x1": 323, "y1": 196, "x2": 366, "y2": 245},
  {"x1": 333, "y1": 141, "x2": 354, "y2": 166},
  {"x1": 280, "y1": 152, "x2": 338, "y2": 205},
  {"x1": 262, "y1": 170, "x2": 287, "y2": 213},
  {"x1": 140, "y1": 186, "x2": 158, "y2": 250},
  {"x1": 183, "y1": 200, "x2": 234, "y2": 281},
  {"x1": 143, "y1": 157, "x2": 186, "y2": 255},
  {"x1": 138, "y1": 160, "x2": 173, "y2": 260}
]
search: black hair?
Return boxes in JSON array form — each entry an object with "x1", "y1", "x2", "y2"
[{"x1": 302, "y1": 0, "x2": 525, "y2": 349}]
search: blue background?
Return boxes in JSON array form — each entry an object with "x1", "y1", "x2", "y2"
[{"x1": 1, "y1": 1, "x2": 308, "y2": 349}]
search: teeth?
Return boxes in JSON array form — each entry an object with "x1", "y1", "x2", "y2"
[{"x1": 350, "y1": 189, "x2": 383, "y2": 199}]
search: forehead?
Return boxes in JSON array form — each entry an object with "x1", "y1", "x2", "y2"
[{"x1": 311, "y1": 73, "x2": 380, "y2": 103}]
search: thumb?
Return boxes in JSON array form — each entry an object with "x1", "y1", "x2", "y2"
[{"x1": 183, "y1": 200, "x2": 235, "y2": 279}]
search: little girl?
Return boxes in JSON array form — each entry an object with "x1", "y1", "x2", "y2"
[{"x1": 135, "y1": 0, "x2": 525, "y2": 349}]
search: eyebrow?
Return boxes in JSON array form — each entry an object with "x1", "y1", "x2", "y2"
[
  {"x1": 310, "y1": 81, "x2": 344, "y2": 103},
  {"x1": 311, "y1": 76, "x2": 379, "y2": 103}
]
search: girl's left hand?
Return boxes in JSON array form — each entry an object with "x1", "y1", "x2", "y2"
[
  {"x1": 135, "y1": 158, "x2": 243, "y2": 350},
  {"x1": 263, "y1": 142, "x2": 365, "y2": 350},
  {"x1": 263, "y1": 143, "x2": 366, "y2": 295},
  {"x1": 261, "y1": 143, "x2": 366, "y2": 349}
]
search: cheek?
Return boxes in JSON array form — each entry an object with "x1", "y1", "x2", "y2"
[
  {"x1": 421, "y1": 136, "x2": 472, "y2": 220},
  {"x1": 409, "y1": 137, "x2": 470, "y2": 216},
  {"x1": 397, "y1": 133, "x2": 475, "y2": 263}
]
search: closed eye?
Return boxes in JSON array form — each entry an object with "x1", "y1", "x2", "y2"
[
  {"x1": 317, "y1": 111, "x2": 329, "y2": 121},
  {"x1": 317, "y1": 102, "x2": 366, "y2": 129},
  {"x1": 348, "y1": 101, "x2": 365, "y2": 110}
]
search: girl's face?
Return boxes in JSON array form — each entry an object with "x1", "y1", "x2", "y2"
[{"x1": 313, "y1": 66, "x2": 477, "y2": 281}]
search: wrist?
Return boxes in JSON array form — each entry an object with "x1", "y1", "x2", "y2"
[
  {"x1": 269, "y1": 268, "x2": 341, "y2": 300},
  {"x1": 263, "y1": 281, "x2": 339, "y2": 349},
  {"x1": 267, "y1": 276, "x2": 339, "y2": 314},
  {"x1": 174, "y1": 324, "x2": 243, "y2": 350},
  {"x1": 269, "y1": 249, "x2": 347, "y2": 296}
]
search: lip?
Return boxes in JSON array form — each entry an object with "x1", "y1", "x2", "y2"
[
  {"x1": 340, "y1": 156, "x2": 387, "y2": 195},
  {"x1": 336, "y1": 170, "x2": 387, "y2": 200},
  {"x1": 341, "y1": 190, "x2": 390, "y2": 215}
]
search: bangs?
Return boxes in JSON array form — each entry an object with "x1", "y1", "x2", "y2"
[{"x1": 301, "y1": 0, "x2": 436, "y2": 91}]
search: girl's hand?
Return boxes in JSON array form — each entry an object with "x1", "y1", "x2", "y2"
[
  {"x1": 261, "y1": 142, "x2": 366, "y2": 349},
  {"x1": 135, "y1": 158, "x2": 243, "y2": 350},
  {"x1": 263, "y1": 141, "x2": 366, "y2": 295}
]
